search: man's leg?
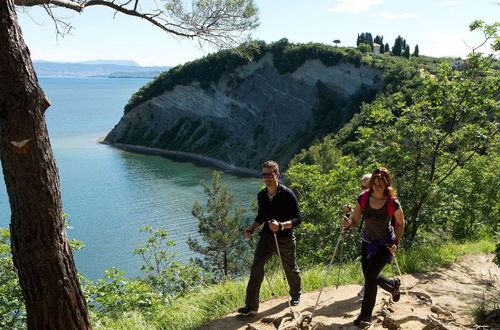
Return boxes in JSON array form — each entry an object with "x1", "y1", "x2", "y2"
[
  {"x1": 276, "y1": 235, "x2": 301, "y2": 299},
  {"x1": 245, "y1": 233, "x2": 274, "y2": 311}
]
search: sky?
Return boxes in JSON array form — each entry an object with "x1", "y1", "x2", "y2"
[{"x1": 16, "y1": 0, "x2": 499, "y2": 66}]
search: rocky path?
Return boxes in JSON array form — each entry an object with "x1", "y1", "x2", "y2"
[{"x1": 199, "y1": 254, "x2": 498, "y2": 329}]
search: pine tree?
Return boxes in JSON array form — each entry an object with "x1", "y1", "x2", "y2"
[
  {"x1": 188, "y1": 171, "x2": 251, "y2": 281},
  {"x1": 385, "y1": 43, "x2": 390, "y2": 53}
]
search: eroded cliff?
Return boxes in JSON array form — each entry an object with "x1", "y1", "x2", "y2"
[{"x1": 105, "y1": 48, "x2": 384, "y2": 170}]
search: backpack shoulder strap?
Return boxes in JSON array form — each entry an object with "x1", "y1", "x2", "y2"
[
  {"x1": 388, "y1": 197, "x2": 397, "y2": 229},
  {"x1": 387, "y1": 197, "x2": 395, "y2": 219},
  {"x1": 360, "y1": 190, "x2": 370, "y2": 213}
]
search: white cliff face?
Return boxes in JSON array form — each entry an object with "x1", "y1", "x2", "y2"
[{"x1": 105, "y1": 53, "x2": 383, "y2": 169}]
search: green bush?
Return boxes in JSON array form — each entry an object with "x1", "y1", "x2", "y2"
[{"x1": 0, "y1": 228, "x2": 25, "y2": 329}]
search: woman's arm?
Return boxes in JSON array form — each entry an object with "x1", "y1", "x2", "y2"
[{"x1": 342, "y1": 201, "x2": 361, "y2": 229}]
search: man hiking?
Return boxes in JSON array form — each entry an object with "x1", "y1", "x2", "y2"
[{"x1": 237, "y1": 160, "x2": 302, "y2": 316}]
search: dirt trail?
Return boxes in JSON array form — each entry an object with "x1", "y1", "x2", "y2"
[{"x1": 199, "y1": 254, "x2": 498, "y2": 329}]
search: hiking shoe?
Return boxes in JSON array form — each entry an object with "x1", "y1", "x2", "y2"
[
  {"x1": 357, "y1": 286, "x2": 365, "y2": 297},
  {"x1": 290, "y1": 295, "x2": 300, "y2": 306},
  {"x1": 391, "y1": 278, "x2": 401, "y2": 302},
  {"x1": 237, "y1": 306, "x2": 257, "y2": 316},
  {"x1": 353, "y1": 314, "x2": 371, "y2": 326}
]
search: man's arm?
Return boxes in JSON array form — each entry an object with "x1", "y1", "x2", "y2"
[
  {"x1": 245, "y1": 220, "x2": 262, "y2": 238},
  {"x1": 245, "y1": 193, "x2": 264, "y2": 237},
  {"x1": 269, "y1": 189, "x2": 301, "y2": 232},
  {"x1": 288, "y1": 188, "x2": 301, "y2": 228}
]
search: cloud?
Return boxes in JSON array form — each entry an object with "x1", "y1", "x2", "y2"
[
  {"x1": 329, "y1": 0, "x2": 384, "y2": 14},
  {"x1": 364, "y1": 10, "x2": 419, "y2": 19},
  {"x1": 438, "y1": 1, "x2": 464, "y2": 6}
]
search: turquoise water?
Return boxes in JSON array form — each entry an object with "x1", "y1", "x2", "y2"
[{"x1": 0, "y1": 77, "x2": 261, "y2": 280}]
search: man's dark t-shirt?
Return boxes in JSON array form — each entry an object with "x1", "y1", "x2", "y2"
[{"x1": 255, "y1": 184, "x2": 301, "y2": 237}]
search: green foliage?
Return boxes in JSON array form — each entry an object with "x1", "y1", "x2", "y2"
[
  {"x1": 392, "y1": 35, "x2": 405, "y2": 56},
  {"x1": 133, "y1": 226, "x2": 206, "y2": 302},
  {"x1": 357, "y1": 42, "x2": 371, "y2": 54},
  {"x1": 188, "y1": 171, "x2": 252, "y2": 281},
  {"x1": 356, "y1": 32, "x2": 373, "y2": 48},
  {"x1": 269, "y1": 39, "x2": 355, "y2": 74},
  {"x1": 346, "y1": 54, "x2": 499, "y2": 243},
  {"x1": 434, "y1": 152, "x2": 499, "y2": 241},
  {"x1": 82, "y1": 226, "x2": 208, "y2": 320},
  {"x1": 0, "y1": 228, "x2": 25, "y2": 329},
  {"x1": 286, "y1": 160, "x2": 365, "y2": 265},
  {"x1": 469, "y1": 20, "x2": 500, "y2": 53},
  {"x1": 82, "y1": 268, "x2": 163, "y2": 319}
]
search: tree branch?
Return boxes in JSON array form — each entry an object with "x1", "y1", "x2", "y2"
[{"x1": 14, "y1": 0, "x2": 259, "y2": 49}]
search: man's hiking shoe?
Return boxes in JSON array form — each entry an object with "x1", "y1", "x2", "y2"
[
  {"x1": 391, "y1": 278, "x2": 401, "y2": 302},
  {"x1": 290, "y1": 295, "x2": 300, "y2": 306},
  {"x1": 237, "y1": 306, "x2": 257, "y2": 316},
  {"x1": 353, "y1": 314, "x2": 371, "y2": 326},
  {"x1": 357, "y1": 286, "x2": 365, "y2": 297}
]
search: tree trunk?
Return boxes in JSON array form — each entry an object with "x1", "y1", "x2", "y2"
[{"x1": 0, "y1": 0, "x2": 91, "y2": 329}]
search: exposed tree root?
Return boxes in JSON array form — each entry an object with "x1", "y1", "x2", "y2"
[
  {"x1": 256, "y1": 312, "x2": 320, "y2": 329},
  {"x1": 379, "y1": 292, "x2": 458, "y2": 330}
]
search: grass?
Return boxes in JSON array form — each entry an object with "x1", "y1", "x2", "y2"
[{"x1": 94, "y1": 239, "x2": 495, "y2": 330}]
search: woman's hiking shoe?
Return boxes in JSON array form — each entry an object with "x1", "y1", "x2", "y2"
[
  {"x1": 290, "y1": 295, "x2": 300, "y2": 306},
  {"x1": 391, "y1": 278, "x2": 401, "y2": 302},
  {"x1": 353, "y1": 314, "x2": 371, "y2": 326},
  {"x1": 237, "y1": 306, "x2": 257, "y2": 316}
]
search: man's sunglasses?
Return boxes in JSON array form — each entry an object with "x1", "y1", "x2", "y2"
[{"x1": 261, "y1": 173, "x2": 275, "y2": 178}]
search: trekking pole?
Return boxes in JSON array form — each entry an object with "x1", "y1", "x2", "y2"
[
  {"x1": 392, "y1": 252, "x2": 412, "y2": 306},
  {"x1": 308, "y1": 227, "x2": 348, "y2": 323},
  {"x1": 273, "y1": 231, "x2": 295, "y2": 319},
  {"x1": 249, "y1": 237, "x2": 275, "y2": 296}
]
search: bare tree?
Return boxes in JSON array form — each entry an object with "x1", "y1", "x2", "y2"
[
  {"x1": 15, "y1": 0, "x2": 259, "y2": 48},
  {"x1": 0, "y1": 0, "x2": 258, "y2": 328}
]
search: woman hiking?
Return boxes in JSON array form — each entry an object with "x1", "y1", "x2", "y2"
[{"x1": 342, "y1": 167, "x2": 405, "y2": 326}]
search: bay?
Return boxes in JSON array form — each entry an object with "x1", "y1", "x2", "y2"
[{"x1": 0, "y1": 77, "x2": 261, "y2": 280}]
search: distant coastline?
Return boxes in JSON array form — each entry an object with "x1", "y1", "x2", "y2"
[
  {"x1": 98, "y1": 138, "x2": 259, "y2": 177},
  {"x1": 34, "y1": 60, "x2": 170, "y2": 79}
]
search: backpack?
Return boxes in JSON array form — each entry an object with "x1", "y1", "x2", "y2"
[{"x1": 359, "y1": 190, "x2": 398, "y2": 229}]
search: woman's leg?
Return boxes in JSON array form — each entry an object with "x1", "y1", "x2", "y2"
[{"x1": 360, "y1": 244, "x2": 390, "y2": 317}]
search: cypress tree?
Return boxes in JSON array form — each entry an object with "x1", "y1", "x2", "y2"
[
  {"x1": 366, "y1": 32, "x2": 373, "y2": 48},
  {"x1": 392, "y1": 36, "x2": 403, "y2": 56},
  {"x1": 413, "y1": 44, "x2": 420, "y2": 57},
  {"x1": 404, "y1": 45, "x2": 411, "y2": 58}
]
